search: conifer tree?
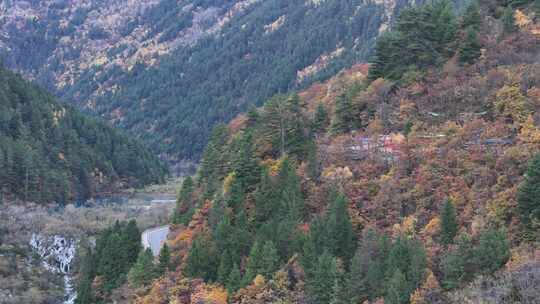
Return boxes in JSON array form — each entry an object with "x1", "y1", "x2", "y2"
[
  {"x1": 517, "y1": 153, "x2": 540, "y2": 227},
  {"x1": 260, "y1": 241, "x2": 279, "y2": 278},
  {"x1": 385, "y1": 237, "x2": 427, "y2": 300},
  {"x1": 233, "y1": 132, "x2": 260, "y2": 191},
  {"x1": 244, "y1": 240, "x2": 263, "y2": 284},
  {"x1": 384, "y1": 270, "x2": 409, "y2": 304},
  {"x1": 122, "y1": 220, "x2": 141, "y2": 267},
  {"x1": 440, "y1": 233, "x2": 474, "y2": 289},
  {"x1": 331, "y1": 94, "x2": 355, "y2": 134},
  {"x1": 307, "y1": 252, "x2": 337, "y2": 304},
  {"x1": 459, "y1": 27, "x2": 482, "y2": 65},
  {"x1": 158, "y1": 243, "x2": 171, "y2": 274},
  {"x1": 312, "y1": 102, "x2": 329, "y2": 134},
  {"x1": 128, "y1": 248, "x2": 156, "y2": 287},
  {"x1": 185, "y1": 234, "x2": 218, "y2": 282},
  {"x1": 232, "y1": 211, "x2": 252, "y2": 257},
  {"x1": 246, "y1": 104, "x2": 260, "y2": 128},
  {"x1": 75, "y1": 247, "x2": 95, "y2": 304},
  {"x1": 331, "y1": 264, "x2": 350, "y2": 304},
  {"x1": 325, "y1": 188, "x2": 356, "y2": 262},
  {"x1": 254, "y1": 167, "x2": 278, "y2": 223},
  {"x1": 97, "y1": 233, "x2": 126, "y2": 290},
  {"x1": 474, "y1": 228, "x2": 510, "y2": 274},
  {"x1": 502, "y1": 7, "x2": 517, "y2": 33},
  {"x1": 260, "y1": 94, "x2": 308, "y2": 158},
  {"x1": 227, "y1": 263, "x2": 242, "y2": 292},
  {"x1": 173, "y1": 176, "x2": 194, "y2": 224},
  {"x1": 285, "y1": 94, "x2": 310, "y2": 158},
  {"x1": 226, "y1": 176, "x2": 246, "y2": 212},
  {"x1": 349, "y1": 228, "x2": 388, "y2": 302},
  {"x1": 368, "y1": 0, "x2": 457, "y2": 81},
  {"x1": 440, "y1": 199, "x2": 458, "y2": 245},
  {"x1": 461, "y1": 1, "x2": 481, "y2": 30},
  {"x1": 277, "y1": 157, "x2": 304, "y2": 221},
  {"x1": 198, "y1": 124, "x2": 229, "y2": 196},
  {"x1": 217, "y1": 250, "x2": 233, "y2": 284}
]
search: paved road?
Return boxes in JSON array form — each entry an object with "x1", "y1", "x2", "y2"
[{"x1": 141, "y1": 225, "x2": 170, "y2": 256}]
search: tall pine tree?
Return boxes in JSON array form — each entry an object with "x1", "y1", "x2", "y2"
[
  {"x1": 440, "y1": 199, "x2": 458, "y2": 245},
  {"x1": 306, "y1": 251, "x2": 337, "y2": 304},
  {"x1": 128, "y1": 248, "x2": 157, "y2": 287},
  {"x1": 517, "y1": 153, "x2": 540, "y2": 227},
  {"x1": 459, "y1": 27, "x2": 482, "y2": 65},
  {"x1": 158, "y1": 243, "x2": 171, "y2": 274}
]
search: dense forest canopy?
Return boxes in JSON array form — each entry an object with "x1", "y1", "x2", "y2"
[
  {"x1": 1, "y1": 0, "x2": 474, "y2": 164},
  {"x1": 0, "y1": 66, "x2": 167, "y2": 204}
]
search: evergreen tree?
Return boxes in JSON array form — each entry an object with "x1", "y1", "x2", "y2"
[
  {"x1": 306, "y1": 252, "x2": 337, "y2": 304},
  {"x1": 254, "y1": 167, "x2": 279, "y2": 223},
  {"x1": 312, "y1": 102, "x2": 329, "y2": 134},
  {"x1": 244, "y1": 240, "x2": 263, "y2": 284},
  {"x1": 325, "y1": 188, "x2": 356, "y2": 263},
  {"x1": 217, "y1": 250, "x2": 233, "y2": 284},
  {"x1": 461, "y1": 1, "x2": 481, "y2": 30},
  {"x1": 385, "y1": 237, "x2": 427, "y2": 300},
  {"x1": 260, "y1": 241, "x2": 279, "y2": 278},
  {"x1": 331, "y1": 94, "x2": 355, "y2": 134},
  {"x1": 285, "y1": 94, "x2": 310, "y2": 158},
  {"x1": 459, "y1": 27, "x2": 482, "y2": 65},
  {"x1": 233, "y1": 132, "x2": 260, "y2": 191},
  {"x1": 122, "y1": 220, "x2": 142, "y2": 267},
  {"x1": 260, "y1": 94, "x2": 309, "y2": 158},
  {"x1": 440, "y1": 234, "x2": 474, "y2": 289},
  {"x1": 300, "y1": 233, "x2": 318, "y2": 280},
  {"x1": 276, "y1": 157, "x2": 305, "y2": 221},
  {"x1": 227, "y1": 263, "x2": 242, "y2": 292},
  {"x1": 185, "y1": 234, "x2": 219, "y2": 282},
  {"x1": 502, "y1": 7, "x2": 517, "y2": 34},
  {"x1": 158, "y1": 243, "x2": 171, "y2": 274},
  {"x1": 349, "y1": 229, "x2": 389, "y2": 302},
  {"x1": 517, "y1": 153, "x2": 540, "y2": 227},
  {"x1": 128, "y1": 248, "x2": 156, "y2": 287},
  {"x1": 198, "y1": 124, "x2": 229, "y2": 196},
  {"x1": 474, "y1": 228, "x2": 510, "y2": 275},
  {"x1": 226, "y1": 175, "x2": 246, "y2": 212},
  {"x1": 368, "y1": 0, "x2": 457, "y2": 81},
  {"x1": 172, "y1": 176, "x2": 195, "y2": 224},
  {"x1": 75, "y1": 247, "x2": 95, "y2": 304},
  {"x1": 97, "y1": 233, "x2": 126, "y2": 291},
  {"x1": 440, "y1": 199, "x2": 458, "y2": 245},
  {"x1": 246, "y1": 104, "x2": 260, "y2": 128},
  {"x1": 331, "y1": 265, "x2": 350, "y2": 304},
  {"x1": 233, "y1": 211, "x2": 253, "y2": 256},
  {"x1": 384, "y1": 270, "x2": 409, "y2": 304}
]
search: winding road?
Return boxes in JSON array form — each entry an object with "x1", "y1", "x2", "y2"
[{"x1": 141, "y1": 225, "x2": 170, "y2": 256}]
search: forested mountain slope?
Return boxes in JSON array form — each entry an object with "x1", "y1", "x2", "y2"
[
  {"x1": 0, "y1": 66, "x2": 167, "y2": 205},
  {"x1": 73, "y1": 0, "x2": 540, "y2": 303},
  {"x1": 0, "y1": 0, "x2": 468, "y2": 165}
]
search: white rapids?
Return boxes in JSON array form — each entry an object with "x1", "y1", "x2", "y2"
[{"x1": 30, "y1": 234, "x2": 77, "y2": 304}]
